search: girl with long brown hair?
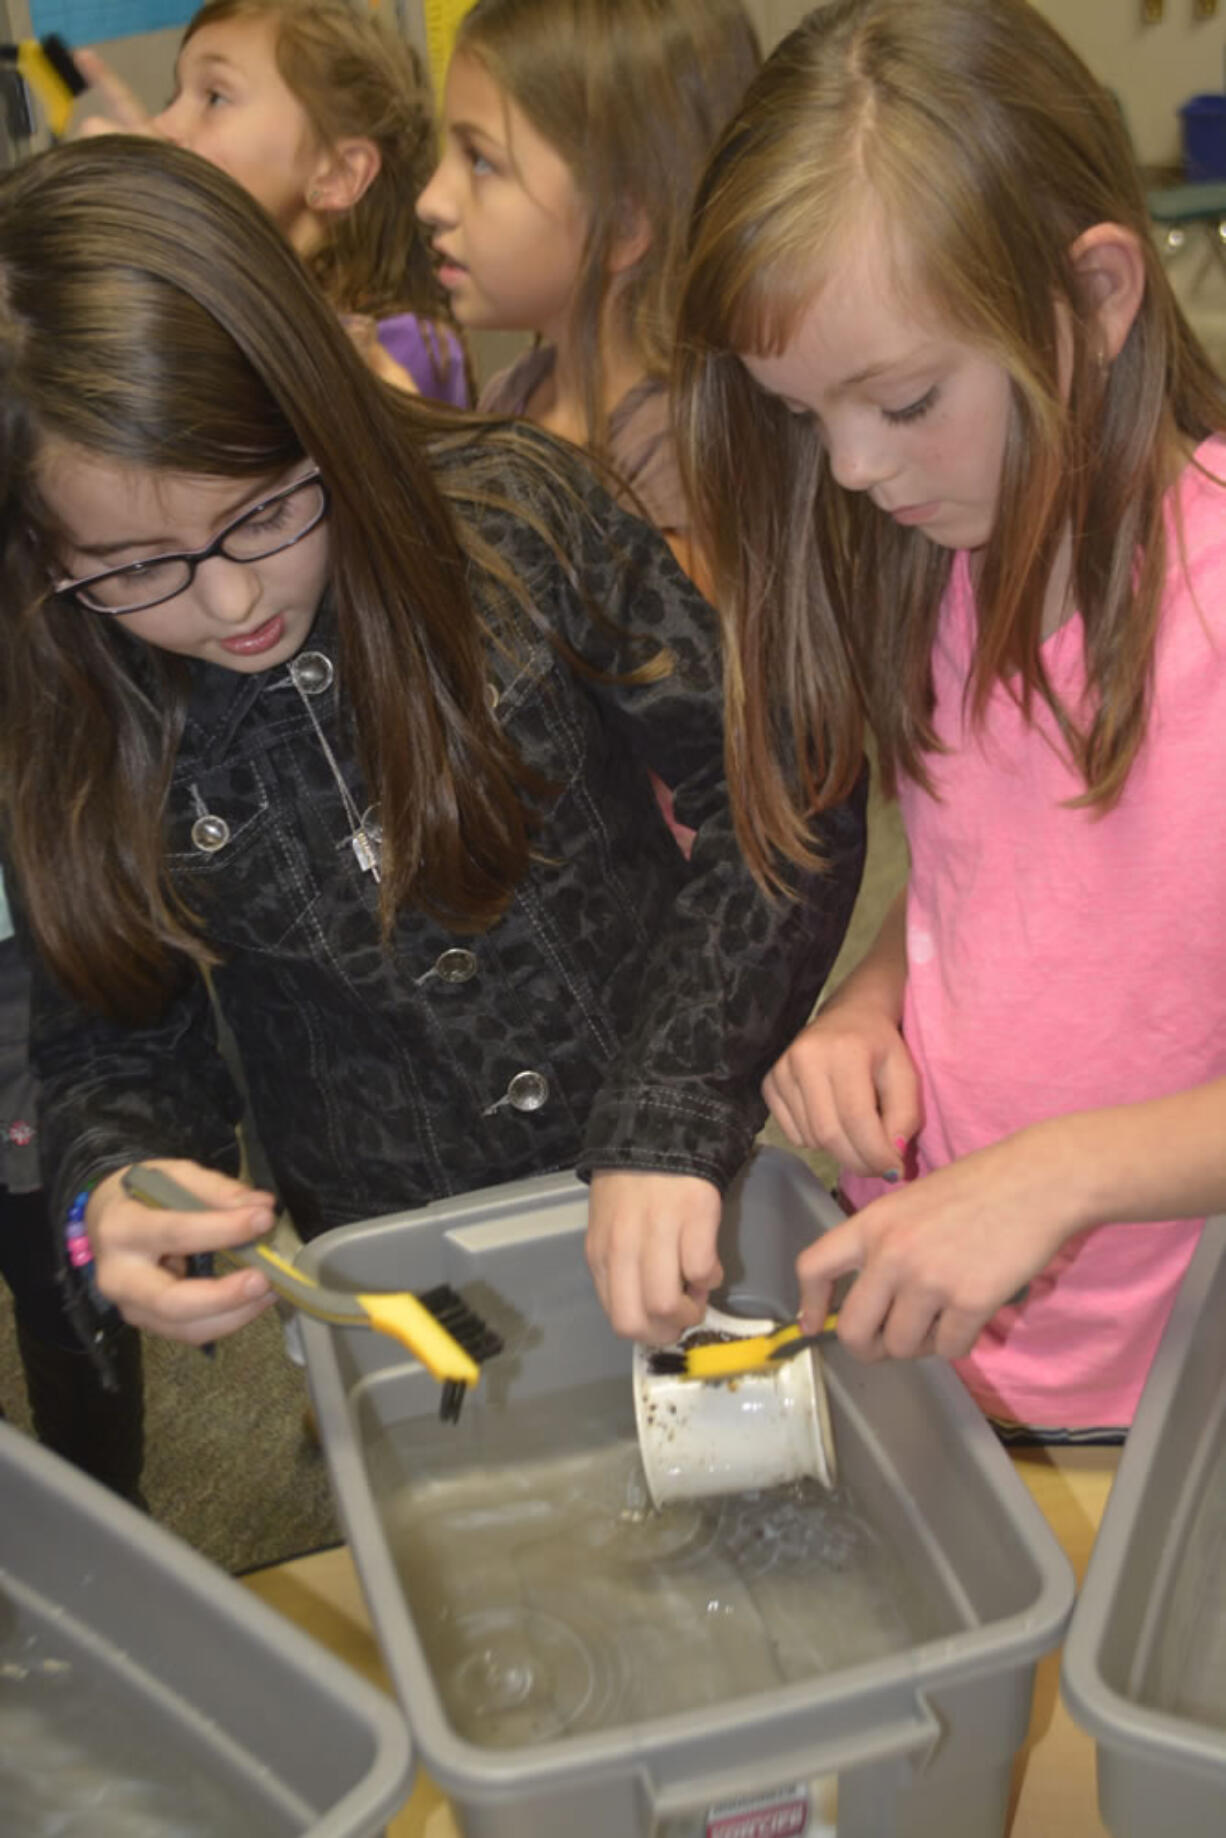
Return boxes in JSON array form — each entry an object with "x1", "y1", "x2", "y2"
[
  {"x1": 416, "y1": 0, "x2": 759, "y2": 570},
  {"x1": 0, "y1": 135, "x2": 864, "y2": 1353},
  {"x1": 675, "y1": 0, "x2": 1226, "y2": 1435}
]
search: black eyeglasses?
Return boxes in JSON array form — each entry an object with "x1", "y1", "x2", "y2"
[{"x1": 54, "y1": 470, "x2": 330, "y2": 616}]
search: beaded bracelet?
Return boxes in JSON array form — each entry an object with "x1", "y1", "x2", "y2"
[
  {"x1": 64, "y1": 1185, "x2": 104, "y2": 1306},
  {"x1": 58, "y1": 1181, "x2": 124, "y2": 1389}
]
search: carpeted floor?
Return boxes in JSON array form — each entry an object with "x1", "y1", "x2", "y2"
[{"x1": 0, "y1": 1288, "x2": 341, "y2": 1574}]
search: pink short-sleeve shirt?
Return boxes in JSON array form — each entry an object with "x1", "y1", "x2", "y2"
[{"x1": 843, "y1": 438, "x2": 1226, "y2": 1430}]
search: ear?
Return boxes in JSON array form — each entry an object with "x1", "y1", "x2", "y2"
[
  {"x1": 308, "y1": 136, "x2": 381, "y2": 215},
  {"x1": 1069, "y1": 222, "x2": 1145, "y2": 363},
  {"x1": 607, "y1": 201, "x2": 651, "y2": 278}
]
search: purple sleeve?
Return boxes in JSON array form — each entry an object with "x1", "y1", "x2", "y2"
[{"x1": 376, "y1": 314, "x2": 469, "y2": 407}]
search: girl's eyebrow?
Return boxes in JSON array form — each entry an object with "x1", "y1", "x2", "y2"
[
  {"x1": 451, "y1": 119, "x2": 504, "y2": 151},
  {"x1": 833, "y1": 349, "x2": 940, "y2": 397},
  {"x1": 185, "y1": 51, "x2": 241, "y2": 78},
  {"x1": 69, "y1": 482, "x2": 271, "y2": 558}
]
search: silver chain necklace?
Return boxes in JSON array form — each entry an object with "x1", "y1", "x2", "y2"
[{"x1": 288, "y1": 655, "x2": 382, "y2": 883}]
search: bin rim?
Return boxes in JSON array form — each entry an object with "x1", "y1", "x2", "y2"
[
  {"x1": 0, "y1": 1419, "x2": 415, "y2": 1838},
  {"x1": 301, "y1": 1153, "x2": 1076, "y2": 1793},
  {"x1": 317, "y1": 1339, "x2": 1073, "y2": 1796},
  {"x1": 1061, "y1": 1216, "x2": 1226, "y2": 1772}
]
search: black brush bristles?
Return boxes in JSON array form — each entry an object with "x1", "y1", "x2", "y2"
[
  {"x1": 40, "y1": 34, "x2": 87, "y2": 96},
  {"x1": 644, "y1": 1349, "x2": 689, "y2": 1377},
  {"x1": 418, "y1": 1284, "x2": 504, "y2": 1362},
  {"x1": 418, "y1": 1285, "x2": 504, "y2": 1424}
]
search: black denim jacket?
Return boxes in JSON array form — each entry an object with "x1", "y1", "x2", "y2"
[{"x1": 29, "y1": 448, "x2": 866, "y2": 1244}]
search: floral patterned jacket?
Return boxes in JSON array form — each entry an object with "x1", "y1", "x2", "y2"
[{"x1": 28, "y1": 442, "x2": 866, "y2": 1243}]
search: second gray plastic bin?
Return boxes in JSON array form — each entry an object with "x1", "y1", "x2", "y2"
[
  {"x1": 1062, "y1": 1215, "x2": 1226, "y2": 1838},
  {"x1": 0, "y1": 1418, "x2": 412, "y2": 1836},
  {"x1": 301, "y1": 1146, "x2": 1075, "y2": 1838}
]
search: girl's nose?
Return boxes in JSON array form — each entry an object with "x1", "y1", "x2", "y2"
[
  {"x1": 825, "y1": 421, "x2": 899, "y2": 496},
  {"x1": 195, "y1": 553, "x2": 263, "y2": 625},
  {"x1": 151, "y1": 97, "x2": 188, "y2": 146},
  {"x1": 416, "y1": 161, "x2": 454, "y2": 229}
]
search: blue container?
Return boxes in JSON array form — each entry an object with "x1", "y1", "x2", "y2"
[{"x1": 1180, "y1": 93, "x2": 1226, "y2": 182}]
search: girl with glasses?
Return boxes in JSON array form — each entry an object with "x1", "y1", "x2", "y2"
[{"x1": 0, "y1": 136, "x2": 865, "y2": 1355}]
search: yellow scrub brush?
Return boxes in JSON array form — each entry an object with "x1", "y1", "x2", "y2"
[
  {"x1": 645, "y1": 1314, "x2": 840, "y2": 1381},
  {"x1": 0, "y1": 35, "x2": 87, "y2": 137},
  {"x1": 121, "y1": 1163, "x2": 501, "y2": 1422}
]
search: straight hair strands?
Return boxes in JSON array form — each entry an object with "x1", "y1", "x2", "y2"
[
  {"x1": 184, "y1": 0, "x2": 445, "y2": 323},
  {"x1": 457, "y1": 0, "x2": 761, "y2": 459},
  {"x1": 675, "y1": 0, "x2": 1226, "y2": 890},
  {"x1": 0, "y1": 137, "x2": 549, "y2": 1019}
]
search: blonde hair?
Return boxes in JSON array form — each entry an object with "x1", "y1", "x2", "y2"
[
  {"x1": 457, "y1": 0, "x2": 759, "y2": 458},
  {"x1": 185, "y1": 0, "x2": 443, "y2": 322},
  {"x1": 676, "y1": 0, "x2": 1226, "y2": 889}
]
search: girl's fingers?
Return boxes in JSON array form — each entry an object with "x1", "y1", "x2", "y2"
[
  {"x1": 122, "y1": 1290, "x2": 278, "y2": 1345},
  {"x1": 604, "y1": 1242, "x2": 651, "y2": 1340},
  {"x1": 116, "y1": 1203, "x2": 275, "y2": 1261},
  {"x1": 795, "y1": 1217, "x2": 862, "y2": 1332},
  {"x1": 875, "y1": 1048, "x2": 924, "y2": 1166},
  {"x1": 108, "y1": 1260, "x2": 275, "y2": 1343},
  {"x1": 877, "y1": 1285, "x2": 942, "y2": 1360},
  {"x1": 761, "y1": 1067, "x2": 804, "y2": 1146},
  {"x1": 677, "y1": 1206, "x2": 723, "y2": 1300},
  {"x1": 73, "y1": 49, "x2": 153, "y2": 129},
  {"x1": 931, "y1": 1306, "x2": 983, "y2": 1362},
  {"x1": 833, "y1": 1043, "x2": 918, "y2": 1177}
]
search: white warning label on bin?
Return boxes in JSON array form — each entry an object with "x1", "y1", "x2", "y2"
[{"x1": 705, "y1": 1783, "x2": 810, "y2": 1838}]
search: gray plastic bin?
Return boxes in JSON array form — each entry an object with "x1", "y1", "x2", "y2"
[
  {"x1": 300, "y1": 1145, "x2": 1074, "y2": 1838},
  {"x1": 1062, "y1": 1215, "x2": 1226, "y2": 1838},
  {"x1": 0, "y1": 1418, "x2": 412, "y2": 1836}
]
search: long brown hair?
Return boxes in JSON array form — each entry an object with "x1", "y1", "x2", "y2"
[
  {"x1": 457, "y1": 0, "x2": 760, "y2": 460},
  {"x1": 676, "y1": 0, "x2": 1226, "y2": 890},
  {"x1": 0, "y1": 136, "x2": 606, "y2": 1018},
  {"x1": 184, "y1": 0, "x2": 444, "y2": 323}
]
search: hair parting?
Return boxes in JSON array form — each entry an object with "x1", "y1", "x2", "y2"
[{"x1": 676, "y1": 0, "x2": 1226, "y2": 887}]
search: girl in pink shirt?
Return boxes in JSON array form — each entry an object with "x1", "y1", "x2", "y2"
[{"x1": 657, "y1": 0, "x2": 1226, "y2": 1434}]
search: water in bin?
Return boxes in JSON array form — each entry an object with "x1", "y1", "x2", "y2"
[
  {"x1": 372, "y1": 1370, "x2": 952, "y2": 1751},
  {"x1": 0, "y1": 1596, "x2": 286, "y2": 1837}
]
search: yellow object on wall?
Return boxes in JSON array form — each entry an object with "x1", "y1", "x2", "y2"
[{"x1": 422, "y1": 0, "x2": 474, "y2": 100}]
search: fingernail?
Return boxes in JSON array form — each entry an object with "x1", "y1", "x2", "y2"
[
  {"x1": 882, "y1": 1168, "x2": 901, "y2": 1184},
  {"x1": 893, "y1": 1136, "x2": 909, "y2": 1156},
  {"x1": 248, "y1": 1209, "x2": 274, "y2": 1233},
  {"x1": 242, "y1": 1271, "x2": 268, "y2": 1298}
]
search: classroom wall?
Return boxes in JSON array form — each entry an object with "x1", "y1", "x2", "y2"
[
  {"x1": 33, "y1": 0, "x2": 1226, "y2": 387},
  {"x1": 744, "y1": 0, "x2": 1226, "y2": 169},
  {"x1": 50, "y1": 2, "x2": 1226, "y2": 175}
]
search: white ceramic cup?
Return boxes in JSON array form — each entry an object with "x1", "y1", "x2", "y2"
[{"x1": 632, "y1": 1305, "x2": 837, "y2": 1508}]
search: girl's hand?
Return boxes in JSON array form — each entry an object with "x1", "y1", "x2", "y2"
[
  {"x1": 585, "y1": 1169, "x2": 723, "y2": 1343},
  {"x1": 87, "y1": 1160, "x2": 278, "y2": 1345},
  {"x1": 763, "y1": 997, "x2": 922, "y2": 1178},
  {"x1": 796, "y1": 1131, "x2": 1076, "y2": 1361},
  {"x1": 71, "y1": 49, "x2": 159, "y2": 138}
]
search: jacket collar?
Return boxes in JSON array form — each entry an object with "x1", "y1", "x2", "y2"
[{"x1": 181, "y1": 597, "x2": 337, "y2": 763}]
